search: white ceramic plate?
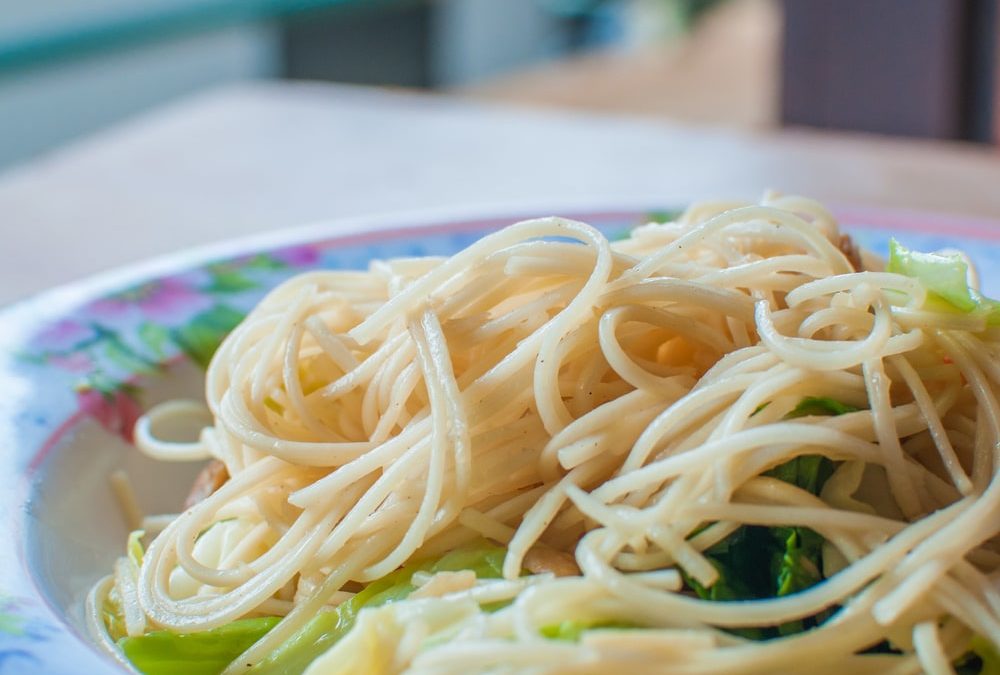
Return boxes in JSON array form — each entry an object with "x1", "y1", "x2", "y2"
[{"x1": 3, "y1": 204, "x2": 1000, "y2": 674}]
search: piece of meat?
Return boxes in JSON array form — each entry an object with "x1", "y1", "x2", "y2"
[
  {"x1": 523, "y1": 547, "x2": 581, "y2": 577},
  {"x1": 184, "y1": 460, "x2": 229, "y2": 509},
  {"x1": 839, "y1": 233, "x2": 864, "y2": 272}
]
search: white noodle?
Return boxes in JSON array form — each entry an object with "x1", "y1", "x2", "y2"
[
  {"x1": 92, "y1": 196, "x2": 999, "y2": 674},
  {"x1": 109, "y1": 469, "x2": 144, "y2": 531}
]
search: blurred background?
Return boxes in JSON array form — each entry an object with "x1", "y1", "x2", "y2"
[{"x1": 2, "y1": 0, "x2": 998, "y2": 172}]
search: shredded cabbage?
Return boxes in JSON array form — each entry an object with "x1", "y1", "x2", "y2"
[{"x1": 887, "y1": 238, "x2": 1000, "y2": 323}]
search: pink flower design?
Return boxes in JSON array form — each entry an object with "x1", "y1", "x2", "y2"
[
  {"x1": 273, "y1": 245, "x2": 320, "y2": 267},
  {"x1": 76, "y1": 387, "x2": 143, "y2": 443},
  {"x1": 48, "y1": 352, "x2": 93, "y2": 373},
  {"x1": 90, "y1": 277, "x2": 210, "y2": 324}
]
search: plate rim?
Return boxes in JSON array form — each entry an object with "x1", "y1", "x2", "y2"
[
  {"x1": 4, "y1": 200, "x2": 1000, "y2": 674},
  {"x1": 4, "y1": 200, "x2": 1000, "y2": 331}
]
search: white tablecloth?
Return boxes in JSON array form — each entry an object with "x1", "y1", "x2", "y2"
[{"x1": 3, "y1": 81, "x2": 1000, "y2": 305}]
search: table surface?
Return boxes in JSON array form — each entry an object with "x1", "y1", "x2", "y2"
[
  {"x1": 3, "y1": 80, "x2": 1000, "y2": 306},
  {"x1": 0, "y1": 0, "x2": 356, "y2": 73}
]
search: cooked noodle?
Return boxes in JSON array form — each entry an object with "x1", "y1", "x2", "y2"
[{"x1": 91, "y1": 194, "x2": 1000, "y2": 674}]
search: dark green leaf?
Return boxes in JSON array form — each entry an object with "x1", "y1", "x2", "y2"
[
  {"x1": 682, "y1": 441, "x2": 841, "y2": 639},
  {"x1": 764, "y1": 455, "x2": 835, "y2": 496},
  {"x1": 772, "y1": 527, "x2": 827, "y2": 636},
  {"x1": 771, "y1": 396, "x2": 853, "y2": 496},
  {"x1": 862, "y1": 641, "x2": 901, "y2": 655},
  {"x1": 682, "y1": 527, "x2": 778, "y2": 640},
  {"x1": 785, "y1": 397, "x2": 859, "y2": 419}
]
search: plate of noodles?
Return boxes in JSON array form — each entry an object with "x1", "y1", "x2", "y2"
[{"x1": 1, "y1": 195, "x2": 998, "y2": 675}]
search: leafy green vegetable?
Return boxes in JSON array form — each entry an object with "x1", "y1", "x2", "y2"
[
  {"x1": 682, "y1": 396, "x2": 856, "y2": 639},
  {"x1": 102, "y1": 531, "x2": 147, "y2": 643},
  {"x1": 684, "y1": 519, "x2": 828, "y2": 640},
  {"x1": 773, "y1": 528, "x2": 823, "y2": 598},
  {"x1": 888, "y1": 239, "x2": 978, "y2": 311},
  {"x1": 248, "y1": 544, "x2": 505, "y2": 675},
  {"x1": 765, "y1": 401, "x2": 848, "y2": 633},
  {"x1": 120, "y1": 617, "x2": 281, "y2": 675},
  {"x1": 685, "y1": 526, "x2": 774, "y2": 598},
  {"x1": 771, "y1": 526, "x2": 827, "y2": 636},
  {"x1": 767, "y1": 397, "x2": 854, "y2": 495},
  {"x1": 540, "y1": 619, "x2": 636, "y2": 641},
  {"x1": 786, "y1": 397, "x2": 859, "y2": 419},
  {"x1": 887, "y1": 239, "x2": 1000, "y2": 323},
  {"x1": 115, "y1": 544, "x2": 505, "y2": 675},
  {"x1": 956, "y1": 635, "x2": 1000, "y2": 675},
  {"x1": 127, "y1": 530, "x2": 145, "y2": 568},
  {"x1": 102, "y1": 590, "x2": 127, "y2": 643},
  {"x1": 764, "y1": 455, "x2": 836, "y2": 496}
]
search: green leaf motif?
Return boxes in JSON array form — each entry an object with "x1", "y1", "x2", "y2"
[
  {"x1": 0, "y1": 611, "x2": 23, "y2": 636},
  {"x1": 78, "y1": 370, "x2": 129, "y2": 398},
  {"x1": 103, "y1": 336, "x2": 160, "y2": 376},
  {"x1": 14, "y1": 350, "x2": 46, "y2": 365},
  {"x1": 646, "y1": 209, "x2": 684, "y2": 224},
  {"x1": 0, "y1": 594, "x2": 24, "y2": 636},
  {"x1": 242, "y1": 254, "x2": 287, "y2": 271},
  {"x1": 204, "y1": 265, "x2": 258, "y2": 294},
  {"x1": 171, "y1": 305, "x2": 245, "y2": 369},
  {"x1": 138, "y1": 322, "x2": 171, "y2": 359}
]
